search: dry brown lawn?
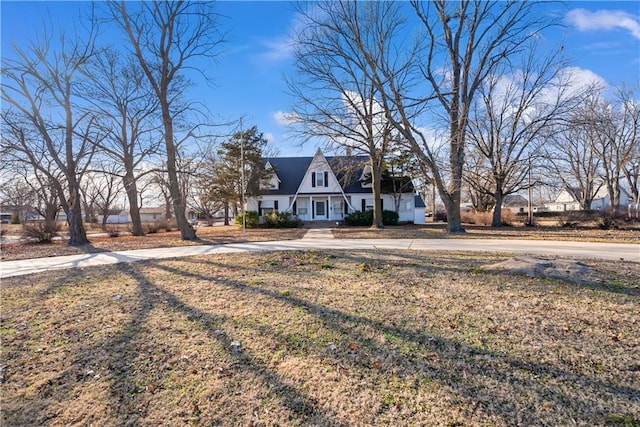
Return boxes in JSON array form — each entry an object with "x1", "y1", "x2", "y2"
[
  {"x1": 2, "y1": 250, "x2": 639, "y2": 426},
  {"x1": 0, "y1": 225, "x2": 307, "y2": 261}
]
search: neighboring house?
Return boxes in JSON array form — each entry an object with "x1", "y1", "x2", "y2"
[
  {"x1": 546, "y1": 186, "x2": 632, "y2": 212},
  {"x1": 248, "y1": 149, "x2": 423, "y2": 223},
  {"x1": 502, "y1": 194, "x2": 529, "y2": 214},
  {"x1": 98, "y1": 209, "x2": 130, "y2": 224},
  {"x1": 139, "y1": 207, "x2": 168, "y2": 222}
]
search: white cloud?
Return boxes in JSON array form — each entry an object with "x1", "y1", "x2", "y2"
[
  {"x1": 259, "y1": 37, "x2": 295, "y2": 62},
  {"x1": 273, "y1": 110, "x2": 298, "y2": 126},
  {"x1": 558, "y1": 66, "x2": 608, "y2": 93},
  {"x1": 264, "y1": 132, "x2": 276, "y2": 143},
  {"x1": 257, "y1": 5, "x2": 328, "y2": 63},
  {"x1": 566, "y1": 8, "x2": 640, "y2": 40}
]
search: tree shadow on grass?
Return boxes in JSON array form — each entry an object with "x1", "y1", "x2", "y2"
[
  {"x1": 101, "y1": 262, "x2": 345, "y2": 426},
  {"x1": 5, "y1": 250, "x2": 636, "y2": 425},
  {"x1": 160, "y1": 254, "x2": 639, "y2": 425}
]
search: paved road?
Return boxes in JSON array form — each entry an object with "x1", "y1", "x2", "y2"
[{"x1": 1, "y1": 233, "x2": 638, "y2": 278}]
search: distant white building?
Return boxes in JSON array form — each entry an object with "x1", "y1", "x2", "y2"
[
  {"x1": 546, "y1": 186, "x2": 633, "y2": 212},
  {"x1": 98, "y1": 209, "x2": 129, "y2": 224},
  {"x1": 139, "y1": 207, "x2": 168, "y2": 222}
]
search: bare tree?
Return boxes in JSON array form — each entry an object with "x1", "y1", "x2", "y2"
[
  {"x1": 357, "y1": 1, "x2": 555, "y2": 233},
  {"x1": 81, "y1": 167, "x2": 124, "y2": 229},
  {"x1": 288, "y1": 1, "x2": 400, "y2": 228},
  {"x1": 593, "y1": 87, "x2": 640, "y2": 214},
  {"x1": 543, "y1": 94, "x2": 604, "y2": 210},
  {"x1": 0, "y1": 175, "x2": 37, "y2": 224},
  {"x1": 623, "y1": 141, "x2": 640, "y2": 217},
  {"x1": 465, "y1": 39, "x2": 575, "y2": 226},
  {"x1": 187, "y1": 143, "x2": 225, "y2": 222},
  {"x1": 0, "y1": 156, "x2": 62, "y2": 230},
  {"x1": 108, "y1": 1, "x2": 224, "y2": 240},
  {"x1": 83, "y1": 48, "x2": 162, "y2": 235},
  {"x1": 1, "y1": 19, "x2": 101, "y2": 247},
  {"x1": 463, "y1": 149, "x2": 496, "y2": 212}
]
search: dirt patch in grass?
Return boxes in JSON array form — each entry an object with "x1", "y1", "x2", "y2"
[
  {"x1": 0, "y1": 226, "x2": 307, "y2": 261},
  {"x1": 333, "y1": 223, "x2": 640, "y2": 243},
  {"x1": 2, "y1": 250, "x2": 639, "y2": 426}
]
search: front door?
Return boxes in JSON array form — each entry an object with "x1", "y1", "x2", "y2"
[
  {"x1": 315, "y1": 200, "x2": 327, "y2": 220},
  {"x1": 332, "y1": 199, "x2": 344, "y2": 219}
]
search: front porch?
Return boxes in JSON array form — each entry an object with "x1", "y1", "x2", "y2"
[{"x1": 291, "y1": 195, "x2": 352, "y2": 222}]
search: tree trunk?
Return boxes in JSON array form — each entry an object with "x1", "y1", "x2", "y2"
[
  {"x1": 101, "y1": 211, "x2": 108, "y2": 229},
  {"x1": 124, "y1": 171, "x2": 144, "y2": 236},
  {"x1": 224, "y1": 200, "x2": 230, "y2": 226},
  {"x1": 446, "y1": 172, "x2": 466, "y2": 233},
  {"x1": 161, "y1": 103, "x2": 196, "y2": 240},
  {"x1": 370, "y1": 158, "x2": 384, "y2": 229},
  {"x1": 441, "y1": 194, "x2": 464, "y2": 233},
  {"x1": 492, "y1": 190, "x2": 503, "y2": 228},
  {"x1": 66, "y1": 184, "x2": 89, "y2": 246}
]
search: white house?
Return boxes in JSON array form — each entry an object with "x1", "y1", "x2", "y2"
[
  {"x1": 546, "y1": 186, "x2": 633, "y2": 212},
  {"x1": 139, "y1": 206, "x2": 167, "y2": 222},
  {"x1": 248, "y1": 150, "x2": 424, "y2": 223},
  {"x1": 97, "y1": 209, "x2": 129, "y2": 224}
]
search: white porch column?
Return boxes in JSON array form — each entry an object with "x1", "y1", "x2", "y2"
[
  {"x1": 328, "y1": 195, "x2": 332, "y2": 221},
  {"x1": 310, "y1": 194, "x2": 313, "y2": 220}
]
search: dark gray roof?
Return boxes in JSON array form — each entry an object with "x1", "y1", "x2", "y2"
[
  {"x1": 263, "y1": 157, "x2": 313, "y2": 195},
  {"x1": 503, "y1": 194, "x2": 528, "y2": 207},
  {"x1": 262, "y1": 155, "x2": 413, "y2": 195},
  {"x1": 414, "y1": 195, "x2": 426, "y2": 208}
]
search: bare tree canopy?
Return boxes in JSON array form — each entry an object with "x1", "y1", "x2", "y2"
[
  {"x1": 543, "y1": 90, "x2": 605, "y2": 211},
  {"x1": 542, "y1": 84, "x2": 639, "y2": 214},
  {"x1": 466, "y1": 38, "x2": 577, "y2": 226},
  {"x1": 356, "y1": 0, "x2": 556, "y2": 233},
  {"x1": 82, "y1": 48, "x2": 162, "y2": 235},
  {"x1": 108, "y1": 0, "x2": 224, "y2": 240},
  {"x1": 1, "y1": 21, "x2": 101, "y2": 245},
  {"x1": 288, "y1": 1, "x2": 411, "y2": 228}
]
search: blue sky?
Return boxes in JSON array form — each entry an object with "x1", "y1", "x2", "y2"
[{"x1": 2, "y1": 1, "x2": 639, "y2": 157}]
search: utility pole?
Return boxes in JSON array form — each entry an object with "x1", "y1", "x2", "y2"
[
  {"x1": 527, "y1": 157, "x2": 533, "y2": 226},
  {"x1": 240, "y1": 118, "x2": 246, "y2": 235}
]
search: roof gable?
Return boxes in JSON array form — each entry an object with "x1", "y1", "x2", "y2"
[{"x1": 261, "y1": 151, "x2": 415, "y2": 195}]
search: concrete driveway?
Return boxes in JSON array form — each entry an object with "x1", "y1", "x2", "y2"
[{"x1": 1, "y1": 236, "x2": 638, "y2": 279}]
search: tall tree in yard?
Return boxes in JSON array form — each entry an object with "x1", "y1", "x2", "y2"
[
  {"x1": 209, "y1": 126, "x2": 268, "y2": 225},
  {"x1": 288, "y1": 1, "x2": 399, "y2": 228},
  {"x1": 83, "y1": 49, "x2": 162, "y2": 236},
  {"x1": 593, "y1": 87, "x2": 640, "y2": 214},
  {"x1": 109, "y1": 1, "x2": 224, "y2": 240},
  {"x1": 1, "y1": 24, "x2": 100, "y2": 245},
  {"x1": 543, "y1": 93, "x2": 604, "y2": 211},
  {"x1": 355, "y1": 1, "x2": 555, "y2": 233},
  {"x1": 465, "y1": 39, "x2": 576, "y2": 227}
]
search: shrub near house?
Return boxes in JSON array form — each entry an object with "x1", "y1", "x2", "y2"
[
  {"x1": 235, "y1": 211, "x2": 302, "y2": 229},
  {"x1": 344, "y1": 210, "x2": 399, "y2": 226}
]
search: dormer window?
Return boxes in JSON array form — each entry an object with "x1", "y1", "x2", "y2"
[{"x1": 311, "y1": 171, "x2": 329, "y2": 187}]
